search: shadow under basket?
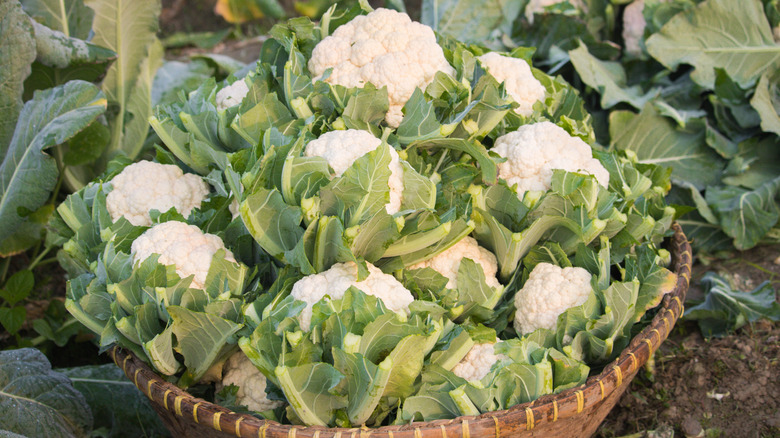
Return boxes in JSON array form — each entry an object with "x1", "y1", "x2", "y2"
[{"x1": 111, "y1": 223, "x2": 693, "y2": 438}]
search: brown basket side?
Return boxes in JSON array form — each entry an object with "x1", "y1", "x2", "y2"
[{"x1": 111, "y1": 223, "x2": 692, "y2": 438}]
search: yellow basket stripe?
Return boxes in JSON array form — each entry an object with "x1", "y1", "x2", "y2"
[
  {"x1": 212, "y1": 412, "x2": 222, "y2": 432},
  {"x1": 175, "y1": 396, "x2": 184, "y2": 417},
  {"x1": 651, "y1": 328, "x2": 662, "y2": 344},
  {"x1": 597, "y1": 380, "x2": 605, "y2": 401},
  {"x1": 673, "y1": 296, "x2": 684, "y2": 315},
  {"x1": 314, "y1": 431, "x2": 321, "y2": 438},
  {"x1": 146, "y1": 379, "x2": 156, "y2": 399},
  {"x1": 628, "y1": 352, "x2": 638, "y2": 371},
  {"x1": 133, "y1": 369, "x2": 141, "y2": 388},
  {"x1": 235, "y1": 417, "x2": 243, "y2": 437},
  {"x1": 439, "y1": 424, "x2": 447, "y2": 438},
  {"x1": 259, "y1": 422, "x2": 269, "y2": 438},
  {"x1": 289, "y1": 427, "x2": 297, "y2": 438},
  {"x1": 463, "y1": 420, "x2": 470, "y2": 438},
  {"x1": 122, "y1": 354, "x2": 131, "y2": 374},
  {"x1": 163, "y1": 389, "x2": 172, "y2": 410},
  {"x1": 552, "y1": 400, "x2": 558, "y2": 422},
  {"x1": 415, "y1": 428, "x2": 422, "y2": 438},
  {"x1": 613, "y1": 365, "x2": 623, "y2": 387},
  {"x1": 525, "y1": 407, "x2": 535, "y2": 430},
  {"x1": 643, "y1": 338, "x2": 653, "y2": 352},
  {"x1": 663, "y1": 317, "x2": 670, "y2": 333},
  {"x1": 491, "y1": 415, "x2": 500, "y2": 437},
  {"x1": 575, "y1": 390, "x2": 584, "y2": 414},
  {"x1": 388, "y1": 432, "x2": 394, "y2": 438},
  {"x1": 192, "y1": 402, "x2": 203, "y2": 424}
]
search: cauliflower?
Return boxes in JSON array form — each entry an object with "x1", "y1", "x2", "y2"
[
  {"x1": 290, "y1": 261, "x2": 415, "y2": 329},
  {"x1": 217, "y1": 352, "x2": 285, "y2": 412},
  {"x1": 304, "y1": 129, "x2": 404, "y2": 214},
  {"x1": 308, "y1": 8, "x2": 455, "y2": 127},
  {"x1": 492, "y1": 121, "x2": 610, "y2": 199},
  {"x1": 106, "y1": 160, "x2": 209, "y2": 227},
  {"x1": 131, "y1": 221, "x2": 236, "y2": 289},
  {"x1": 525, "y1": 0, "x2": 586, "y2": 23},
  {"x1": 409, "y1": 236, "x2": 501, "y2": 290},
  {"x1": 513, "y1": 263, "x2": 592, "y2": 334},
  {"x1": 622, "y1": 0, "x2": 646, "y2": 57},
  {"x1": 215, "y1": 79, "x2": 250, "y2": 111},
  {"x1": 477, "y1": 52, "x2": 546, "y2": 117},
  {"x1": 451, "y1": 339, "x2": 503, "y2": 381}
]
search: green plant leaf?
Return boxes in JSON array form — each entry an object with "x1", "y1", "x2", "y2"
[
  {"x1": 0, "y1": 0, "x2": 36, "y2": 157},
  {"x1": 20, "y1": 0, "x2": 94, "y2": 39},
  {"x1": 684, "y1": 272, "x2": 780, "y2": 338},
  {"x1": 0, "y1": 80, "x2": 106, "y2": 244},
  {"x1": 645, "y1": 0, "x2": 780, "y2": 88},
  {"x1": 421, "y1": 0, "x2": 514, "y2": 44},
  {"x1": 609, "y1": 105, "x2": 724, "y2": 190},
  {"x1": 86, "y1": 0, "x2": 162, "y2": 161},
  {"x1": 749, "y1": 72, "x2": 780, "y2": 136},
  {"x1": 0, "y1": 269, "x2": 34, "y2": 306},
  {"x1": 59, "y1": 364, "x2": 170, "y2": 438},
  {"x1": 568, "y1": 43, "x2": 657, "y2": 110},
  {"x1": 705, "y1": 176, "x2": 780, "y2": 250},
  {"x1": 0, "y1": 306, "x2": 25, "y2": 335},
  {"x1": 0, "y1": 348, "x2": 92, "y2": 437}
]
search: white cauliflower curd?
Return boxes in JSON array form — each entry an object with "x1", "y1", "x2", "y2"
[
  {"x1": 304, "y1": 129, "x2": 404, "y2": 214},
  {"x1": 525, "y1": 0, "x2": 586, "y2": 23},
  {"x1": 451, "y1": 339, "x2": 503, "y2": 382},
  {"x1": 492, "y1": 121, "x2": 610, "y2": 199},
  {"x1": 215, "y1": 79, "x2": 250, "y2": 111},
  {"x1": 477, "y1": 52, "x2": 546, "y2": 117},
  {"x1": 217, "y1": 352, "x2": 285, "y2": 412},
  {"x1": 307, "y1": 8, "x2": 455, "y2": 127},
  {"x1": 290, "y1": 261, "x2": 414, "y2": 329},
  {"x1": 106, "y1": 160, "x2": 209, "y2": 227},
  {"x1": 622, "y1": 0, "x2": 647, "y2": 57},
  {"x1": 131, "y1": 221, "x2": 236, "y2": 289},
  {"x1": 409, "y1": 236, "x2": 501, "y2": 290},
  {"x1": 513, "y1": 263, "x2": 592, "y2": 334}
]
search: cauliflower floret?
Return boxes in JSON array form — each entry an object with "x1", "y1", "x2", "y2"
[
  {"x1": 409, "y1": 236, "x2": 501, "y2": 290},
  {"x1": 513, "y1": 263, "x2": 592, "y2": 334},
  {"x1": 217, "y1": 352, "x2": 285, "y2": 412},
  {"x1": 290, "y1": 261, "x2": 414, "y2": 329},
  {"x1": 451, "y1": 339, "x2": 504, "y2": 382},
  {"x1": 492, "y1": 121, "x2": 609, "y2": 199},
  {"x1": 308, "y1": 8, "x2": 455, "y2": 127},
  {"x1": 304, "y1": 129, "x2": 404, "y2": 214},
  {"x1": 215, "y1": 79, "x2": 250, "y2": 111},
  {"x1": 106, "y1": 161, "x2": 209, "y2": 227},
  {"x1": 131, "y1": 221, "x2": 236, "y2": 289},
  {"x1": 525, "y1": 0, "x2": 586, "y2": 23},
  {"x1": 477, "y1": 52, "x2": 546, "y2": 117},
  {"x1": 622, "y1": 0, "x2": 646, "y2": 57}
]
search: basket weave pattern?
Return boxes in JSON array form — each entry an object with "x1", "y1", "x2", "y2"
[{"x1": 111, "y1": 223, "x2": 692, "y2": 438}]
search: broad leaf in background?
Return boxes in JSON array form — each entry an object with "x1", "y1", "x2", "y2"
[
  {"x1": 60, "y1": 364, "x2": 170, "y2": 438},
  {"x1": 684, "y1": 272, "x2": 780, "y2": 338},
  {"x1": 705, "y1": 176, "x2": 780, "y2": 250},
  {"x1": 0, "y1": 348, "x2": 92, "y2": 437},
  {"x1": 0, "y1": 0, "x2": 36, "y2": 157},
  {"x1": 568, "y1": 43, "x2": 657, "y2": 110},
  {"x1": 0, "y1": 81, "x2": 106, "y2": 247},
  {"x1": 645, "y1": 0, "x2": 780, "y2": 88},
  {"x1": 750, "y1": 72, "x2": 780, "y2": 136},
  {"x1": 421, "y1": 0, "x2": 520, "y2": 45},
  {"x1": 86, "y1": 0, "x2": 162, "y2": 161},
  {"x1": 609, "y1": 105, "x2": 724, "y2": 190},
  {"x1": 214, "y1": 0, "x2": 286, "y2": 23}
]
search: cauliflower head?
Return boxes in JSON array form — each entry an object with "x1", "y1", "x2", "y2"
[
  {"x1": 215, "y1": 79, "x2": 250, "y2": 111},
  {"x1": 525, "y1": 0, "x2": 586, "y2": 23},
  {"x1": 477, "y1": 52, "x2": 546, "y2": 117},
  {"x1": 304, "y1": 129, "x2": 404, "y2": 214},
  {"x1": 290, "y1": 261, "x2": 414, "y2": 329},
  {"x1": 106, "y1": 160, "x2": 209, "y2": 227},
  {"x1": 308, "y1": 8, "x2": 455, "y2": 127},
  {"x1": 217, "y1": 352, "x2": 285, "y2": 412},
  {"x1": 409, "y1": 236, "x2": 501, "y2": 290},
  {"x1": 513, "y1": 263, "x2": 592, "y2": 334},
  {"x1": 622, "y1": 0, "x2": 646, "y2": 57},
  {"x1": 492, "y1": 121, "x2": 610, "y2": 199},
  {"x1": 451, "y1": 339, "x2": 504, "y2": 382},
  {"x1": 131, "y1": 221, "x2": 236, "y2": 289}
]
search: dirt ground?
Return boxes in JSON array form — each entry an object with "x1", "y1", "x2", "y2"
[{"x1": 597, "y1": 246, "x2": 780, "y2": 438}]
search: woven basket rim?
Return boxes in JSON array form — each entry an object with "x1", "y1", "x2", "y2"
[{"x1": 111, "y1": 223, "x2": 692, "y2": 437}]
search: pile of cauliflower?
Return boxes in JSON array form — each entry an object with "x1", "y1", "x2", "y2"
[{"x1": 58, "y1": 5, "x2": 674, "y2": 427}]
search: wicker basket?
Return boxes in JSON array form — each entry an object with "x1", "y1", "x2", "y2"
[{"x1": 111, "y1": 223, "x2": 692, "y2": 438}]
